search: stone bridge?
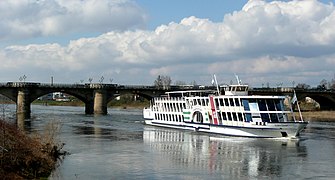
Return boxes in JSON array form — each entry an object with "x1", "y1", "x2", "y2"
[
  {"x1": 0, "y1": 82, "x2": 335, "y2": 119},
  {"x1": 0, "y1": 82, "x2": 168, "y2": 119}
]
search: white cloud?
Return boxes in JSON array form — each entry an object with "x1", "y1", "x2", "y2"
[
  {"x1": 1, "y1": 0, "x2": 335, "y2": 86},
  {"x1": 0, "y1": 0, "x2": 147, "y2": 40}
]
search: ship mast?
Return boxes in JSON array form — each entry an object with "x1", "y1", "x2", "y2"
[{"x1": 212, "y1": 74, "x2": 220, "y2": 95}]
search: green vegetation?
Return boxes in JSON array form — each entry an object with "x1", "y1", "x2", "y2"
[
  {"x1": 0, "y1": 120, "x2": 66, "y2": 179},
  {"x1": 108, "y1": 94, "x2": 149, "y2": 109}
]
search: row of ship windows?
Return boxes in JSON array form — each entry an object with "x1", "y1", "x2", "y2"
[
  {"x1": 216, "y1": 112, "x2": 283, "y2": 123},
  {"x1": 217, "y1": 112, "x2": 244, "y2": 122},
  {"x1": 155, "y1": 113, "x2": 184, "y2": 122},
  {"x1": 154, "y1": 97, "x2": 245, "y2": 112},
  {"x1": 215, "y1": 98, "x2": 241, "y2": 107},
  {"x1": 187, "y1": 98, "x2": 242, "y2": 108},
  {"x1": 153, "y1": 102, "x2": 186, "y2": 112}
]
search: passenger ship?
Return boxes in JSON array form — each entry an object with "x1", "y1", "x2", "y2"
[{"x1": 143, "y1": 79, "x2": 308, "y2": 138}]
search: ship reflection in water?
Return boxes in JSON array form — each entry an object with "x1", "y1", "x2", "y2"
[{"x1": 143, "y1": 126, "x2": 307, "y2": 179}]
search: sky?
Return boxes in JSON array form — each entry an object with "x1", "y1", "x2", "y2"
[{"x1": 1, "y1": 0, "x2": 335, "y2": 87}]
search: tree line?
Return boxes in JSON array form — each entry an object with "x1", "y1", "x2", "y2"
[
  {"x1": 296, "y1": 78, "x2": 335, "y2": 90},
  {"x1": 154, "y1": 74, "x2": 335, "y2": 91}
]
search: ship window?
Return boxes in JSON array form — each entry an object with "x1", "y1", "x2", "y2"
[
  {"x1": 164, "y1": 103, "x2": 167, "y2": 111},
  {"x1": 232, "y1": 113, "x2": 237, "y2": 121},
  {"x1": 217, "y1": 112, "x2": 222, "y2": 121},
  {"x1": 227, "y1": 112, "x2": 232, "y2": 121},
  {"x1": 235, "y1": 98, "x2": 240, "y2": 106},
  {"x1": 186, "y1": 100, "x2": 190, "y2": 108},
  {"x1": 222, "y1": 112, "x2": 227, "y2": 120},
  {"x1": 206, "y1": 99, "x2": 209, "y2": 106},
  {"x1": 215, "y1": 98, "x2": 219, "y2": 107},
  {"x1": 261, "y1": 113, "x2": 270, "y2": 122},
  {"x1": 267, "y1": 100, "x2": 276, "y2": 111},
  {"x1": 201, "y1": 99, "x2": 205, "y2": 106},
  {"x1": 197, "y1": 99, "x2": 201, "y2": 106},
  {"x1": 219, "y1": 98, "x2": 224, "y2": 106},
  {"x1": 270, "y1": 113, "x2": 279, "y2": 122},
  {"x1": 275, "y1": 100, "x2": 282, "y2": 111},
  {"x1": 242, "y1": 100, "x2": 249, "y2": 110},
  {"x1": 238, "y1": 113, "x2": 243, "y2": 121},
  {"x1": 258, "y1": 100, "x2": 267, "y2": 111},
  {"x1": 224, "y1": 98, "x2": 229, "y2": 106},
  {"x1": 245, "y1": 113, "x2": 252, "y2": 122},
  {"x1": 229, "y1": 98, "x2": 235, "y2": 106},
  {"x1": 193, "y1": 99, "x2": 197, "y2": 105}
]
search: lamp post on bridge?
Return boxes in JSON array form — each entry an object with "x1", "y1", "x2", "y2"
[
  {"x1": 99, "y1": 76, "x2": 104, "y2": 84},
  {"x1": 19, "y1": 75, "x2": 27, "y2": 83}
]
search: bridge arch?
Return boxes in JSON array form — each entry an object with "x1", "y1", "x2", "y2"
[
  {"x1": 298, "y1": 93, "x2": 335, "y2": 110},
  {"x1": 106, "y1": 91, "x2": 151, "y2": 107},
  {"x1": 31, "y1": 90, "x2": 90, "y2": 104}
]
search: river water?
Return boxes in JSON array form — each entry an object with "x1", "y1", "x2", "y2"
[{"x1": 6, "y1": 105, "x2": 335, "y2": 179}]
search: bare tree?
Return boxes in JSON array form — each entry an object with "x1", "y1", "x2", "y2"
[
  {"x1": 317, "y1": 79, "x2": 328, "y2": 90},
  {"x1": 191, "y1": 80, "x2": 197, "y2": 86},
  {"x1": 330, "y1": 78, "x2": 335, "y2": 90},
  {"x1": 154, "y1": 75, "x2": 171, "y2": 90},
  {"x1": 175, "y1": 80, "x2": 186, "y2": 86},
  {"x1": 296, "y1": 83, "x2": 311, "y2": 89}
]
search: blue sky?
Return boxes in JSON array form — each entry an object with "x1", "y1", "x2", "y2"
[
  {"x1": 1, "y1": 0, "x2": 335, "y2": 87},
  {"x1": 137, "y1": 0, "x2": 248, "y2": 29}
]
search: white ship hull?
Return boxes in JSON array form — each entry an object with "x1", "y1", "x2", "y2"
[{"x1": 144, "y1": 119, "x2": 307, "y2": 138}]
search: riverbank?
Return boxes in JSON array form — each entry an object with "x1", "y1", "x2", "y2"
[
  {"x1": 296, "y1": 111, "x2": 335, "y2": 122},
  {"x1": 0, "y1": 120, "x2": 66, "y2": 179}
]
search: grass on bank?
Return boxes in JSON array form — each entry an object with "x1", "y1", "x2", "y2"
[{"x1": 0, "y1": 120, "x2": 66, "y2": 179}]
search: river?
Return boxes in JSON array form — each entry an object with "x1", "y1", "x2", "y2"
[{"x1": 5, "y1": 105, "x2": 335, "y2": 179}]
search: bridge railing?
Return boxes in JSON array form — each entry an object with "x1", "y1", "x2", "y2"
[
  {"x1": 1, "y1": 81, "x2": 334, "y2": 93},
  {"x1": 251, "y1": 87, "x2": 294, "y2": 93}
]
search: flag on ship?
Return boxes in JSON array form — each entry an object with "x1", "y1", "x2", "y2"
[{"x1": 291, "y1": 91, "x2": 298, "y2": 104}]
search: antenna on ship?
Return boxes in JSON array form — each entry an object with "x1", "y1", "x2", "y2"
[
  {"x1": 212, "y1": 74, "x2": 220, "y2": 95},
  {"x1": 234, "y1": 74, "x2": 242, "y2": 85}
]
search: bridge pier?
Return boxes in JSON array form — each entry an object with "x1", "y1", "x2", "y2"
[
  {"x1": 85, "y1": 101, "x2": 94, "y2": 114},
  {"x1": 17, "y1": 89, "x2": 31, "y2": 119},
  {"x1": 93, "y1": 89, "x2": 107, "y2": 115}
]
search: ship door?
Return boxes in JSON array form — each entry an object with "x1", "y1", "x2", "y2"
[
  {"x1": 192, "y1": 111, "x2": 203, "y2": 123},
  {"x1": 249, "y1": 102, "x2": 262, "y2": 122}
]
